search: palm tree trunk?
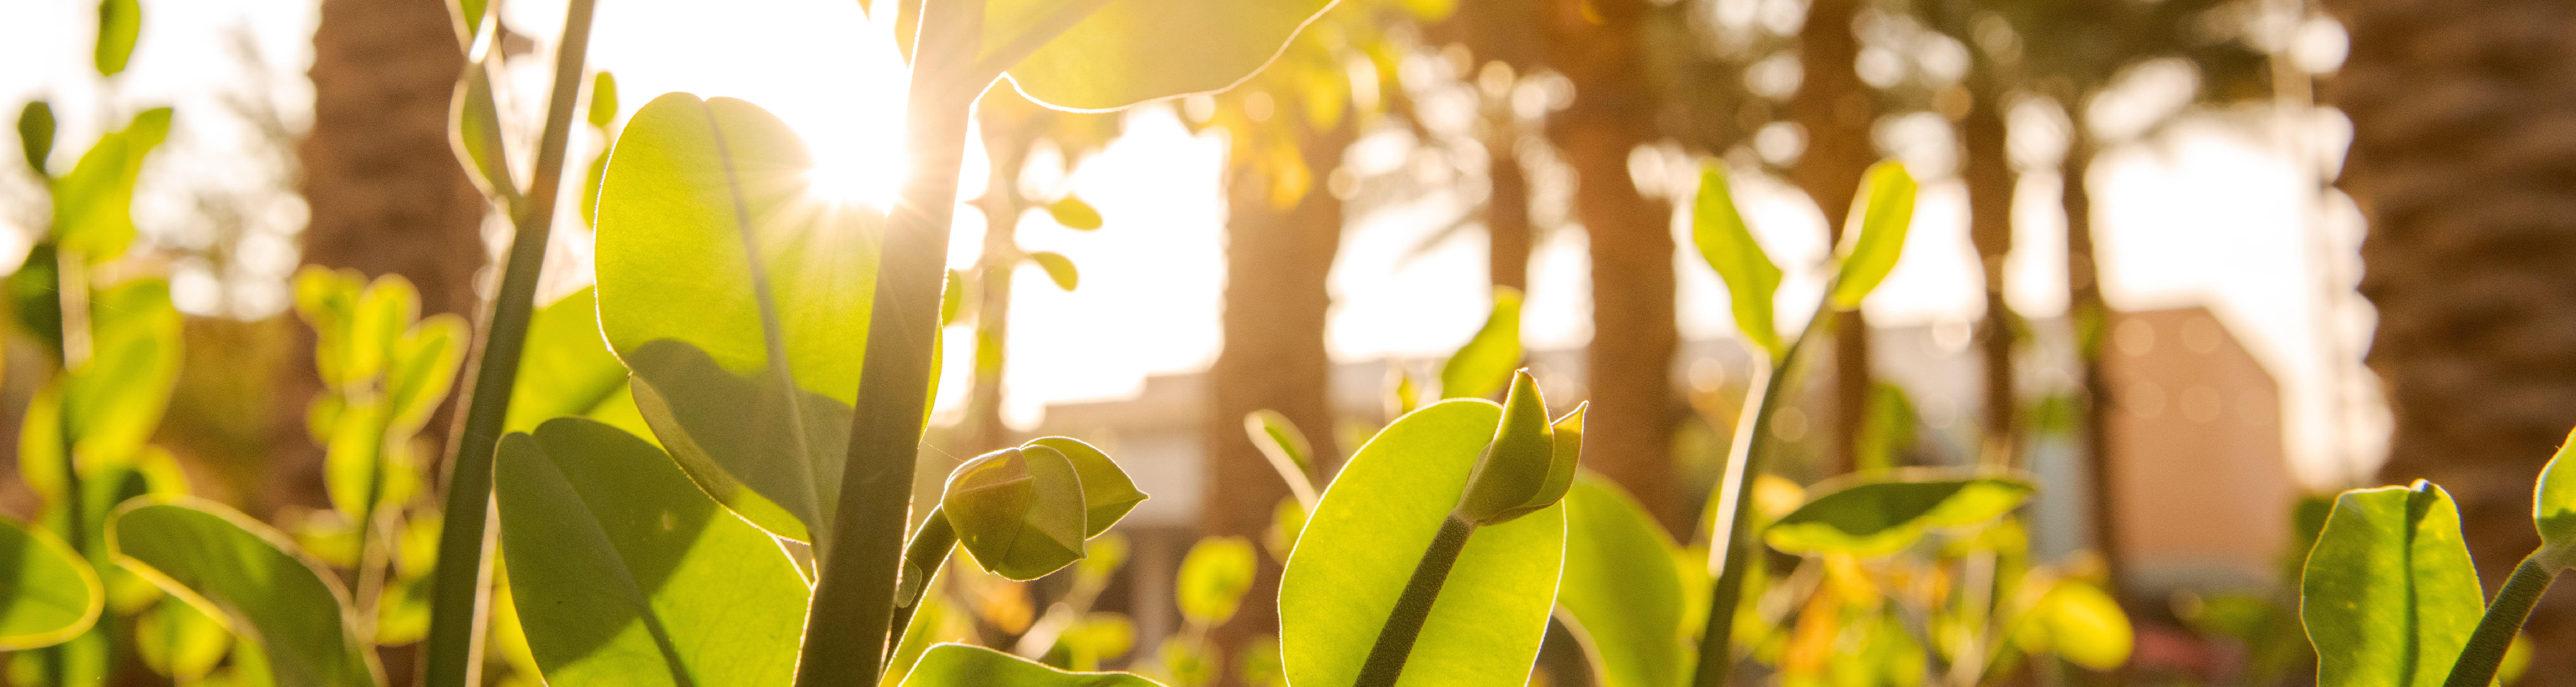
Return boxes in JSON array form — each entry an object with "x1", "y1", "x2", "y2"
[
  {"x1": 2061, "y1": 111, "x2": 2124, "y2": 591},
  {"x1": 280, "y1": 0, "x2": 487, "y2": 517},
  {"x1": 1962, "y1": 84, "x2": 2016, "y2": 468},
  {"x1": 2325, "y1": 0, "x2": 2576, "y2": 677},
  {"x1": 1487, "y1": 129, "x2": 1533, "y2": 293},
  {"x1": 1789, "y1": 0, "x2": 1878, "y2": 478},
  {"x1": 1205, "y1": 121, "x2": 1354, "y2": 666},
  {"x1": 1542, "y1": 0, "x2": 1683, "y2": 535}
]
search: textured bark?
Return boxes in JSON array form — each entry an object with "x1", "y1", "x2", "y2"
[
  {"x1": 1790, "y1": 0, "x2": 1879, "y2": 477},
  {"x1": 1204, "y1": 122, "x2": 1353, "y2": 667},
  {"x1": 275, "y1": 0, "x2": 486, "y2": 516},
  {"x1": 2326, "y1": 0, "x2": 2576, "y2": 678},
  {"x1": 1542, "y1": 0, "x2": 1683, "y2": 536},
  {"x1": 1962, "y1": 85, "x2": 2016, "y2": 468}
]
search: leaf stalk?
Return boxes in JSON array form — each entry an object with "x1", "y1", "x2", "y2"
[
  {"x1": 1692, "y1": 300, "x2": 1824, "y2": 687},
  {"x1": 2442, "y1": 551, "x2": 2563, "y2": 687},
  {"x1": 1354, "y1": 513, "x2": 1477, "y2": 687}
]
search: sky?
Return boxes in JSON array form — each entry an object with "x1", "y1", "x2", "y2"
[{"x1": 0, "y1": 0, "x2": 2378, "y2": 488}]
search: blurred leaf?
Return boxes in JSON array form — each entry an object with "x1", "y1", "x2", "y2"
[
  {"x1": 1854, "y1": 382, "x2": 1916, "y2": 473},
  {"x1": 9, "y1": 244, "x2": 63, "y2": 349},
  {"x1": 1280, "y1": 399, "x2": 1564, "y2": 687},
  {"x1": 1059, "y1": 614, "x2": 1136, "y2": 671},
  {"x1": 52, "y1": 107, "x2": 170, "y2": 260},
  {"x1": 1438, "y1": 287, "x2": 1521, "y2": 400},
  {"x1": 62, "y1": 280, "x2": 181, "y2": 467},
  {"x1": 505, "y1": 288, "x2": 631, "y2": 433},
  {"x1": 2535, "y1": 428, "x2": 2576, "y2": 551},
  {"x1": 18, "y1": 101, "x2": 54, "y2": 177},
  {"x1": 884, "y1": 590, "x2": 963, "y2": 687},
  {"x1": 2302, "y1": 481, "x2": 2482, "y2": 687},
  {"x1": 1557, "y1": 474, "x2": 1687, "y2": 687},
  {"x1": 1239, "y1": 634, "x2": 1287, "y2": 687},
  {"x1": 1828, "y1": 162, "x2": 1915, "y2": 309},
  {"x1": 626, "y1": 339, "x2": 849, "y2": 543},
  {"x1": 449, "y1": 0, "x2": 488, "y2": 46},
  {"x1": 1176, "y1": 537, "x2": 1255, "y2": 626},
  {"x1": 945, "y1": 446, "x2": 1089, "y2": 580},
  {"x1": 136, "y1": 596, "x2": 230, "y2": 680},
  {"x1": 494, "y1": 418, "x2": 807, "y2": 686},
  {"x1": 1027, "y1": 251, "x2": 1080, "y2": 290},
  {"x1": 94, "y1": 0, "x2": 140, "y2": 77},
  {"x1": 1242, "y1": 410, "x2": 1317, "y2": 509},
  {"x1": 588, "y1": 71, "x2": 620, "y2": 128},
  {"x1": 583, "y1": 149, "x2": 608, "y2": 229},
  {"x1": 1026, "y1": 436, "x2": 1146, "y2": 536},
  {"x1": 896, "y1": 643, "x2": 1162, "y2": 686},
  {"x1": 2036, "y1": 581, "x2": 2131, "y2": 670},
  {"x1": 109, "y1": 496, "x2": 383, "y2": 687},
  {"x1": 991, "y1": 0, "x2": 1335, "y2": 111},
  {"x1": 1691, "y1": 164, "x2": 1783, "y2": 360},
  {"x1": 2503, "y1": 634, "x2": 2533, "y2": 686},
  {"x1": 373, "y1": 576, "x2": 431, "y2": 646},
  {"x1": 1046, "y1": 196, "x2": 1103, "y2": 230},
  {"x1": 451, "y1": 57, "x2": 519, "y2": 204},
  {"x1": 386, "y1": 314, "x2": 467, "y2": 430},
  {"x1": 344, "y1": 275, "x2": 418, "y2": 389},
  {"x1": 942, "y1": 269, "x2": 969, "y2": 326},
  {"x1": 1458, "y1": 372, "x2": 1575, "y2": 526},
  {"x1": 1765, "y1": 472, "x2": 2034, "y2": 556},
  {"x1": 1264, "y1": 497, "x2": 1306, "y2": 561},
  {"x1": 0, "y1": 516, "x2": 101, "y2": 649}
]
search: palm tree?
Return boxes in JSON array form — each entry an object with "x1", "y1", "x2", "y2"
[
  {"x1": 2324, "y1": 0, "x2": 2576, "y2": 675},
  {"x1": 1788, "y1": 0, "x2": 1884, "y2": 479},
  {"x1": 278, "y1": 0, "x2": 489, "y2": 515}
]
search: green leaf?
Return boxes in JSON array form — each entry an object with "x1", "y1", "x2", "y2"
[
  {"x1": 1438, "y1": 287, "x2": 1522, "y2": 399},
  {"x1": 596, "y1": 92, "x2": 879, "y2": 405},
  {"x1": 2301, "y1": 481, "x2": 2483, "y2": 687},
  {"x1": 625, "y1": 339, "x2": 848, "y2": 543},
  {"x1": 449, "y1": 0, "x2": 488, "y2": 45},
  {"x1": 385, "y1": 314, "x2": 467, "y2": 430},
  {"x1": 136, "y1": 596, "x2": 231, "y2": 680},
  {"x1": 589, "y1": 71, "x2": 620, "y2": 128},
  {"x1": 942, "y1": 269, "x2": 970, "y2": 326},
  {"x1": 944, "y1": 445, "x2": 1089, "y2": 580},
  {"x1": 1457, "y1": 372, "x2": 1575, "y2": 526},
  {"x1": 63, "y1": 280, "x2": 182, "y2": 466},
  {"x1": 52, "y1": 107, "x2": 170, "y2": 261},
  {"x1": 1691, "y1": 164, "x2": 1783, "y2": 360},
  {"x1": 18, "y1": 101, "x2": 54, "y2": 177},
  {"x1": 1026, "y1": 436, "x2": 1147, "y2": 537},
  {"x1": 1280, "y1": 399, "x2": 1565, "y2": 687},
  {"x1": 991, "y1": 0, "x2": 1336, "y2": 111},
  {"x1": 451, "y1": 57, "x2": 519, "y2": 204},
  {"x1": 345, "y1": 274, "x2": 419, "y2": 389},
  {"x1": 1242, "y1": 410, "x2": 1318, "y2": 508},
  {"x1": 1557, "y1": 474, "x2": 1686, "y2": 687},
  {"x1": 1828, "y1": 161, "x2": 1915, "y2": 309},
  {"x1": 505, "y1": 287, "x2": 632, "y2": 433},
  {"x1": 896, "y1": 643, "x2": 1164, "y2": 686},
  {"x1": 1046, "y1": 196, "x2": 1103, "y2": 230},
  {"x1": 1176, "y1": 536, "x2": 1256, "y2": 626},
  {"x1": 1765, "y1": 472, "x2": 2034, "y2": 556},
  {"x1": 2034, "y1": 581, "x2": 2131, "y2": 671},
  {"x1": 95, "y1": 0, "x2": 140, "y2": 77},
  {"x1": 2535, "y1": 428, "x2": 2576, "y2": 554},
  {"x1": 109, "y1": 496, "x2": 383, "y2": 687},
  {"x1": 494, "y1": 418, "x2": 807, "y2": 687},
  {"x1": 0, "y1": 515, "x2": 102, "y2": 649},
  {"x1": 1028, "y1": 251, "x2": 1080, "y2": 290}
]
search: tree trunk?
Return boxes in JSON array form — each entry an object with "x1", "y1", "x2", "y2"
[
  {"x1": 964, "y1": 123, "x2": 1036, "y2": 455},
  {"x1": 1541, "y1": 0, "x2": 1683, "y2": 536},
  {"x1": 2061, "y1": 117, "x2": 2125, "y2": 591},
  {"x1": 2326, "y1": 0, "x2": 2576, "y2": 678},
  {"x1": 1789, "y1": 0, "x2": 1879, "y2": 478},
  {"x1": 1204, "y1": 121, "x2": 1353, "y2": 666},
  {"x1": 1487, "y1": 129, "x2": 1532, "y2": 294},
  {"x1": 277, "y1": 0, "x2": 487, "y2": 517},
  {"x1": 1962, "y1": 84, "x2": 2016, "y2": 468}
]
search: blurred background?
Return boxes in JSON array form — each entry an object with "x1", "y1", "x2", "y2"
[{"x1": 1, "y1": 0, "x2": 2567, "y2": 682}]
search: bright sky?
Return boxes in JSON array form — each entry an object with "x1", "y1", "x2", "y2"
[{"x1": 0, "y1": 0, "x2": 2378, "y2": 487}]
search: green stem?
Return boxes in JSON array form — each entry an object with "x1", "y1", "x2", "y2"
[
  {"x1": 888, "y1": 509, "x2": 958, "y2": 646},
  {"x1": 2443, "y1": 552, "x2": 2562, "y2": 687},
  {"x1": 1355, "y1": 513, "x2": 1477, "y2": 687},
  {"x1": 48, "y1": 246, "x2": 94, "y2": 687},
  {"x1": 421, "y1": 1, "x2": 598, "y2": 684},
  {"x1": 1692, "y1": 303, "x2": 1823, "y2": 687},
  {"x1": 795, "y1": 11, "x2": 980, "y2": 680}
]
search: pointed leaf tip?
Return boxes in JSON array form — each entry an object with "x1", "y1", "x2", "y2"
[
  {"x1": 1458, "y1": 371, "x2": 1567, "y2": 525},
  {"x1": 1829, "y1": 161, "x2": 1915, "y2": 309},
  {"x1": 944, "y1": 446, "x2": 1088, "y2": 580},
  {"x1": 2536, "y1": 426, "x2": 2576, "y2": 557},
  {"x1": 1692, "y1": 163, "x2": 1784, "y2": 360}
]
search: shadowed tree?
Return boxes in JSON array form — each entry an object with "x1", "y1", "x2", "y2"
[
  {"x1": 2325, "y1": 0, "x2": 2576, "y2": 677},
  {"x1": 1791, "y1": 0, "x2": 1883, "y2": 479}
]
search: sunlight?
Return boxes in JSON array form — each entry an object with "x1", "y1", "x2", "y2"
[{"x1": 803, "y1": 152, "x2": 903, "y2": 209}]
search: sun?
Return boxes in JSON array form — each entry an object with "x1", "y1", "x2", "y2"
[{"x1": 803, "y1": 152, "x2": 903, "y2": 210}]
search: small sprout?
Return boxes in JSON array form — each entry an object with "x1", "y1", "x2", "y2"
[
  {"x1": 940, "y1": 438, "x2": 1146, "y2": 581},
  {"x1": 1456, "y1": 371, "x2": 1580, "y2": 526},
  {"x1": 1028, "y1": 251, "x2": 1080, "y2": 291},
  {"x1": 2534, "y1": 426, "x2": 2576, "y2": 563}
]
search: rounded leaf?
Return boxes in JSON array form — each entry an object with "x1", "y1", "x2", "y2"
[
  {"x1": 944, "y1": 446, "x2": 1089, "y2": 580},
  {"x1": 2301, "y1": 481, "x2": 2483, "y2": 687},
  {"x1": 1828, "y1": 161, "x2": 1915, "y2": 309},
  {"x1": 2534, "y1": 427, "x2": 2576, "y2": 553},
  {"x1": 110, "y1": 496, "x2": 383, "y2": 687},
  {"x1": 1765, "y1": 472, "x2": 2034, "y2": 556},
  {"x1": 1558, "y1": 475, "x2": 1686, "y2": 687},
  {"x1": 1692, "y1": 164, "x2": 1783, "y2": 360},
  {"x1": 998, "y1": 0, "x2": 1337, "y2": 111},
  {"x1": 2037, "y1": 581, "x2": 2131, "y2": 670},
  {"x1": 587, "y1": 71, "x2": 620, "y2": 128},
  {"x1": 0, "y1": 516, "x2": 102, "y2": 649},
  {"x1": 1027, "y1": 251, "x2": 1079, "y2": 291},
  {"x1": 1176, "y1": 536, "x2": 1256, "y2": 625},
  {"x1": 94, "y1": 0, "x2": 141, "y2": 77},
  {"x1": 1045, "y1": 196, "x2": 1103, "y2": 230},
  {"x1": 17, "y1": 101, "x2": 54, "y2": 176},
  {"x1": 897, "y1": 643, "x2": 1163, "y2": 686},
  {"x1": 1025, "y1": 436, "x2": 1147, "y2": 536}
]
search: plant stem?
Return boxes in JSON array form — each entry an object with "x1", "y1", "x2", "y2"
[
  {"x1": 1693, "y1": 306, "x2": 1819, "y2": 687},
  {"x1": 1355, "y1": 513, "x2": 1477, "y2": 687},
  {"x1": 888, "y1": 508, "x2": 958, "y2": 646},
  {"x1": 796, "y1": 14, "x2": 981, "y2": 680},
  {"x1": 2443, "y1": 552, "x2": 2562, "y2": 687},
  {"x1": 421, "y1": 1, "x2": 598, "y2": 684}
]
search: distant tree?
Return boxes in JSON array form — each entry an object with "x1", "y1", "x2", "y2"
[{"x1": 2325, "y1": 0, "x2": 2576, "y2": 677}]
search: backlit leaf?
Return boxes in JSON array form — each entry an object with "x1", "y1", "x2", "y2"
[
  {"x1": 1026, "y1": 436, "x2": 1147, "y2": 536},
  {"x1": 1457, "y1": 372, "x2": 1572, "y2": 526},
  {"x1": 1281, "y1": 400, "x2": 1565, "y2": 687},
  {"x1": 991, "y1": 0, "x2": 1336, "y2": 111},
  {"x1": 625, "y1": 339, "x2": 847, "y2": 543},
  {"x1": 110, "y1": 497, "x2": 382, "y2": 687},
  {"x1": 494, "y1": 418, "x2": 807, "y2": 686},
  {"x1": 52, "y1": 107, "x2": 170, "y2": 260},
  {"x1": 1243, "y1": 410, "x2": 1317, "y2": 508},
  {"x1": 1766, "y1": 472, "x2": 2033, "y2": 556},
  {"x1": 17, "y1": 101, "x2": 54, "y2": 176},
  {"x1": 0, "y1": 516, "x2": 101, "y2": 650},
  {"x1": 2534, "y1": 427, "x2": 2576, "y2": 553},
  {"x1": 897, "y1": 643, "x2": 1163, "y2": 686},
  {"x1": 588, "y1": 71, "x2": 620, "y2": 128},
  {"x1": 63, "y1": 280, "x2": 182, "y2": 467},
  {"x1": 94, "y1": 0, "x2": 140, "y2": 77},
  {"x1": 1046, "y1": 196, "x2": 1103, "y2": 230},
  {"x1": 2301, "y1": 481, "x2": 2482, "y2": 687},
  {"x1": 944, "y1": 446, "x2": 1088, "y2": 580},
  {"x1": 2036, "y1": 581, "x2": 2130, "y2": 670},
  {"x1": 504, "y1": 288, "x2": 631, "y2": 433},
  {"x1": 136, "y1": 596, "x2": 230, "y2": 680},
  {"x1": 1692, "y1": 164, "x2": 1782, "y2": 360},
  {"x1": 1827, "y1": 162, "x2": 1915, "y2": 309},
  {"x1": 451, "y1": 56, "x2": 519, "y2": 204},
  {"x1": 1438, "y1": 287, "x2": 1522, "y2": 400},
  {"x1": 1176, "y1": 537, "x2": 1255, "y2": 625},
  {"x1": 1029, "y1": 251, "x2": 1079, "y2": 290},
  {"x1": 1557, "y1": 474, "x2": 1687, "y2": 687}
]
